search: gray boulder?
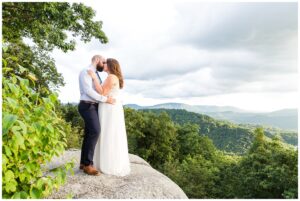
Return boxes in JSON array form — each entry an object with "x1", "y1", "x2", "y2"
[{"x1": 47, "y1": 150, "x2": 188, "y2": 199}]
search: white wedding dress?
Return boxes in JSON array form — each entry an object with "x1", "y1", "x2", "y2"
[{"x1": 93, "y1": 83, "x2": 131, "y2": 176}]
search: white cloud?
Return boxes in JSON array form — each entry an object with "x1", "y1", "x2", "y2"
[{"x1": 52, "y1": 1, "x2": 298, "y2": 112}]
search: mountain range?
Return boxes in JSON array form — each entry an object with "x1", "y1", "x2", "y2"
[
  {"x1": 125, "y1": 103, "x2": 298, "y2": 131},
  {"x1": 141, "y1": 108, "x2": 298, "y2": 154}
]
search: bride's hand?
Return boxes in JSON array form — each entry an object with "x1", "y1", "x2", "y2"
[{"x1": 87, "y1": 69, "x2": 97, "y2": 80}]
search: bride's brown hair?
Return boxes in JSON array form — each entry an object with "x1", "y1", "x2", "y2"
[{"x1": 106, "y1": 58, "x2": 124, "y2": 89}]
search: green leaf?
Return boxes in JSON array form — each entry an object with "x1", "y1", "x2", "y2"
[
  {"x1": 5, "y1": 182, "x2": 17, "y2": 193},
  {"x1": 49, "y1": 93, "x2": 58, "y2": 103},
  {"x1": 8, "y1": 56, "x2": 18, "y2": 62},
  {"x1": 2, "y1": 114, "x2": 18, "y2": 135},
  {"x1": 36, "y1": 178, "x2": 45, "y2": 189},
  {"x1": 7, "y1": 83, "x2": 20, "y2": 95},
  {"x1": 5, "y1": 170, "x2": 15, "y2": 182},
  {"x1": 25, "y1": 163, "x2": 36, "y2": 173},
  {"x1": 28, "y1": 72, "x2": 38, "y2": 82},
  {"x1": 4, "y1": 145, "x2": 12, "y2": 157},
  {"x1": 2, "y1": 44, "x2": 8, "y2": 52},
  {"x1": 19, "y1": 173, "x2": 26, "y2": 182},
  {"x1": 17, "y1": 64, "x2": 28, "y2": 74},
  {"x1": 59, "y1": 129, "x2": 67, "y2": 137},
  {"x1": 13, "y1": 132, "x2": 25, "y2": 149},
  {"x1": 31, "y1": 92, "x2": 39, "y2": 102},
  {"x1": 17, "y1": 120, "x2": 27, "y2": 135},
  {"x1": 4, "y1": 172, "x2": 18, "y2": 193},
  {"x1": 2, "y1": 58, "x2": 7, "y2": 67},
  {"x1": 32, "y1": 146, "x2": 39, "y2": 154},
  {"x1": 12, "y1": 192, "x2": 21, "y2": 199},
  {"x1": 4, "y1": 97, "x2": 18, "y2": 108},
  {"x1": 26, "y1": 136, "x2": 36, "y2": 146},
  {"x1": 2, "y1": 154, "x2": 8, "y2": 166},
  {"x1": 47, "y1": 124, "x2": 54, "y2": 133},
  {"x1": 30, "y1": 187, "x2": 42, "y2": 199},
  {"x1": 12, "y1": 126, "x2": 22, "y2": 134},
  {"x1": 18, "y1": 77, "x2": 30, "y2": 92},
  {"x1": 2, "y1": 67, "x2": 13, "y2": 74},
  {"x1": 20, "y1": 191, "x2": 29, "y2": 199}
]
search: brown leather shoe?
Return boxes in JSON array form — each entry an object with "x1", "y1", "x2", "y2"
[
  {"x1": 79, "y1": 164, "x2": 84, "y2": 170},
  {"x1": 80, "y1": 163, "x2": 96, "y2": 170},
  {"x1": 80, "y1": 163, "x2": 97, "y2": 171},
  {"x1": 83, "y1": 165, "x2": 101, "y2": 176}
]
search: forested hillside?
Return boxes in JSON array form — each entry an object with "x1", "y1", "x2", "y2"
[
  {"x1": 141, "y1": 109, "x2": 297, "y2": 155},
  {"x1": 60, "y1": 105, "x2": 298, "y2": 198}
]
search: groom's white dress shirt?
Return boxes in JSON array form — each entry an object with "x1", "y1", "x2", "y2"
[{"x1": 79, "y1": 64, "x2": 107, "y2": 103}]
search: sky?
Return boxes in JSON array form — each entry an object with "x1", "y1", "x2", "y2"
[{"x1": 52, "y1": 0, "x2": 298, "y2": 112}]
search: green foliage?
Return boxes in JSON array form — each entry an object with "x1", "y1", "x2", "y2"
[
  {"x1": 124, "y1": 108, "x2": 146, "y2": 153},
  {"x1": 177, "y1": 123, "x2": 217, "y2": 161},
  {"x1": 144, "y1": 109, "x2": 296, "y2": 155},
  {"x1": 162, "y1": 146, "x2": 224, "y2": 198},
  {"x1": 57, "y1": 103, "x2": 84, "y2": 148},
  {"x1": 242, "y1": 124, "x2": 298, "y2": 147},
  {"x1": 235, "y1": 129, "x2": 298, "y2": 198},
  {"x1": 177, "y1": 155, "x2": 220, "y2": 198},
  {"x1": 2, "y1": 2, "x2": 108, "y2": 52},
  {"x1": 143, "y1": 109, "x2": 255, "y2": 154},
  {"x1": 123, "y1": 109, "x2": 227, "y2": 198},
  {"x1": 279, "y1": 131, "x2": 298, "y2": 146},
  {"x1": 213, "y1": 154, "x2": 241, "y2": 198},
  {"x1": 2, "y1": 41, "x2": 65, "y2": 92},
  {"x1": 2, "y1": 59, "x2": 74, "y2": 198},
  {"x1": 2, "y1": 2, "x2": 108, "y2": 92},
  {"x1": 58, "y1": 105, "x2": 298, "y2": 199},
  {"x1": 127, "y1": 109, "x2": 298, "y2": 199},
  {"x1": 124, "y1": 109, "x2": 179, "y2": 169},
  {"x1": 2, "y1": 2, "x2": 107, "y2": 197}
]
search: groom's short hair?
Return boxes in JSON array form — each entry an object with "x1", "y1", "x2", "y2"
[{"x1": 92, "y1": 55, "x2": 105, "y2": 62}]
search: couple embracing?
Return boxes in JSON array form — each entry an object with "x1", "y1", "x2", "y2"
[{"x1": 78, "y1": 55, "x2": 130, "y2": 177}]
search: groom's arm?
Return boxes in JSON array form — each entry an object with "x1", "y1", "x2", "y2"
[{"x1": 80, "y1": 70, "x2": 108, "y2": 102}]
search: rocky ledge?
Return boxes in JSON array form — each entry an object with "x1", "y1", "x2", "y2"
[{"x1": 46, "y1": 150, "x2": 188, "y2": 199}]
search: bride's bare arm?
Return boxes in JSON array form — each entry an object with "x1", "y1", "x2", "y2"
[{"x1": 88, "y1": 70, "x2": 116, "y2": 95}]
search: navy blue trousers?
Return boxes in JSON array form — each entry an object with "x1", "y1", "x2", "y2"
[{"x1": 78, "y1": 102, "x2": 100, "y2": 166}]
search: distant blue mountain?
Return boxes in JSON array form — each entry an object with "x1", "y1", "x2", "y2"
[{"x1": 125, "y1": 103, "x2": 298, "y2": 131}]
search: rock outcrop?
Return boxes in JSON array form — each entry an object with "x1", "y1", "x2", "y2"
[{"x1": 47, "y1": 150, "x2": 188, "y2": 199}]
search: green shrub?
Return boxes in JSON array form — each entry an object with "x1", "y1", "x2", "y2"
[{"x1": 2, "y1": 62, "x2": 74, "y2": 198}]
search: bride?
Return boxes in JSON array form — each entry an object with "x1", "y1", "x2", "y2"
[{"x1": 88, "y1": 58, "x2": 130, "y2": 177}]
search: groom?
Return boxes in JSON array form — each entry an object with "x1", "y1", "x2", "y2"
[{"x1": 78, "y1": 55, "x2": 115, "y2": 176}]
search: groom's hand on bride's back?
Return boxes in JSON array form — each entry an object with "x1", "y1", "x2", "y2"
[{"x1": 106, "y1": 96, "x2": 116, "y2": 104}]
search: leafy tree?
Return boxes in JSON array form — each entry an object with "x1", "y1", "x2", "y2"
[
  {"x1": 163, "y1": 155, "x2": 220, "y2": 198},
  {"x1": 235, "y1": 128, "x2": 298, "y2": 198},
  {"x1": 135, "y1": 112, "x2": 179, "y2": 169},
  {"x1": 124, "y1": 108, "x2": 147, "y2": 153},
  {"x1": 213, "y1": 154, "x2": 241, "y2": 198},
  {"x1": 58, "y1": 103, "x2": 84, "y2": 129},
  {"x1": 177, "y1": 123, "x2": 217, "y2": 161},
  {"x1": 2, "y1": 2, "x2": 108, "y2": 92}
]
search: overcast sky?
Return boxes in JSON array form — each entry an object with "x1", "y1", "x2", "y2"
[{"x1": 52, "y1": 0, "x2": 298, "y2": 112}]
